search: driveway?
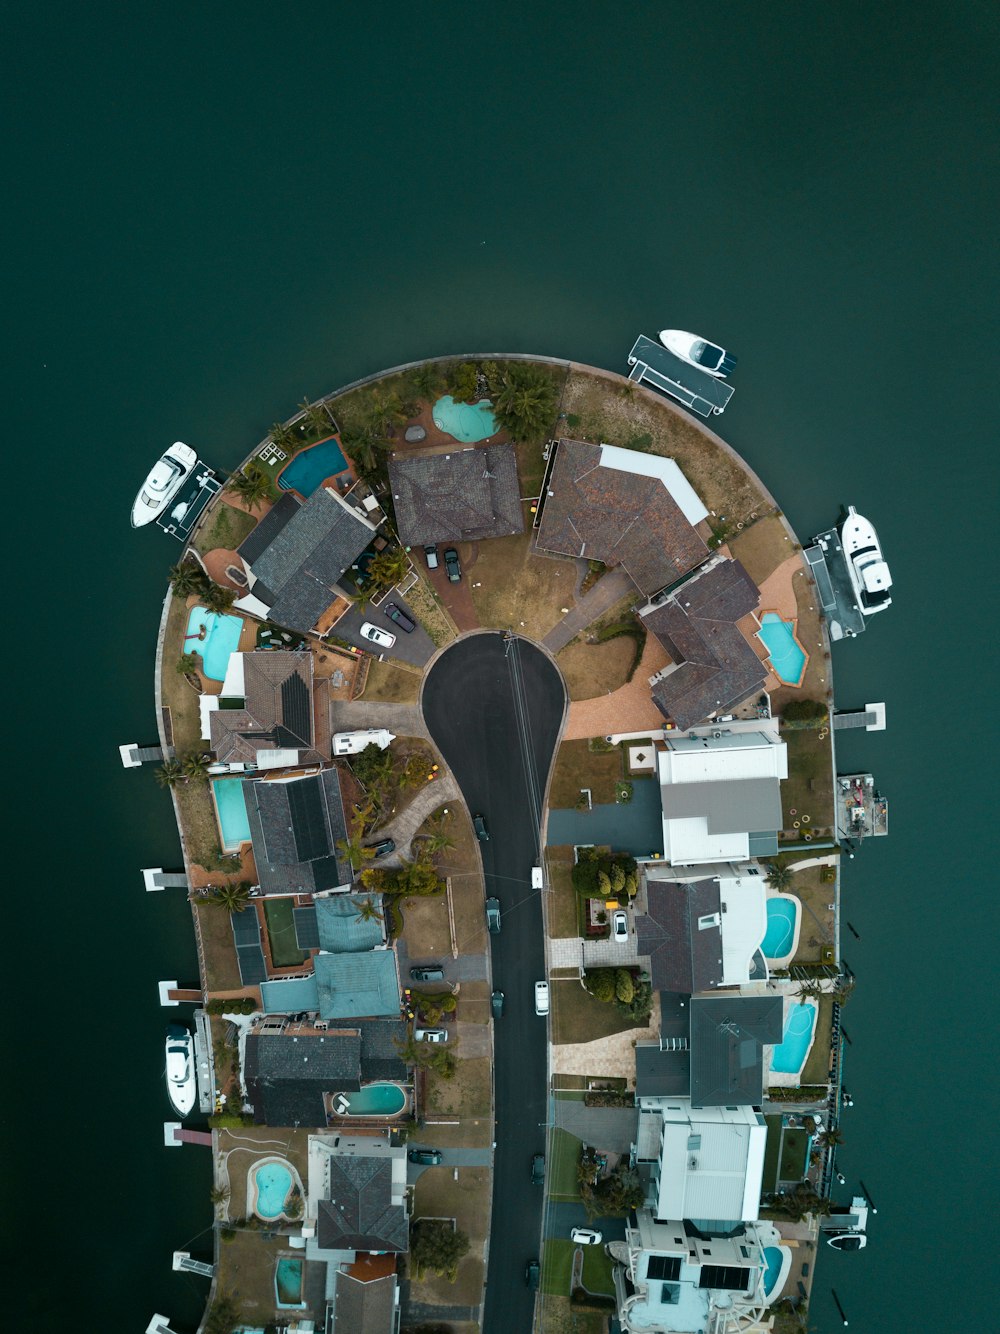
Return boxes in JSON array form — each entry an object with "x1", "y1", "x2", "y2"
[
  {"x1": 332, "y1": 593, "x2": 437, "y2": 668},
  {"x1": 422, "y1": 632, "x2": 566, "y2": 1334}
]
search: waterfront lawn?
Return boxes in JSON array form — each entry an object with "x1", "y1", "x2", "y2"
[
  {"x1": 468, "y1": 531, "x2": 577, "y2": 639},
  {"x1": 214, "y1": 1232, "x2": 287, "y2": 1325},
  {"x1": 779, "y1": 1127, "x2": 811, "y2": 1183},
  {"x1": 557, "y1": 635, "x2": 636, "y2": 700},
  {"x1": 174, "y1": 779, "x2": 228, "y2": 870},
  {"x1": 789, "y1": 864, "x2": 835, "y2": 964},
  {"x1": 549, "y1": 739, "x2": 624, "y2": 809},
  {"x1": 359, "y1": 657, "x2": 422, "y2": 704},
  {"x1": 769, "y1": 569, "x2": 830, "y2": 718},
  {"x1": 161, "y1": 593, "x2": 204, "y2": 753},
  {"x1": 763, "y1": 1115, "x2": 782, "y2": 1191},
  {"x1": 409, "y1": 1165, "x2": 490, "y2": 1306},
  {"x1": 263, "y1": 896, "x2": 306, "y2": 968},
  {"x1": 551, "y1": 978, "x2": 643, "y2": 1045},
  {"x1": 549, "y1": 1126, "x2": 583, "y2": 1201},
  {"x1": 800, "y1": 994, "x2": 835, "y2": 1086},
  {"x1": 195, "y1": 901, "x2": 244, "y2": 992},
  {"x1": 545, "y1": 846, "x2": 579, "y2": 938},
  {"x1": 193, "y1": 501, "x2": 258, "y2": 557},
  {"x1": 727, "y1": 514, "x2": 791, "y2": 586},
  {"x1": 779, "y1": 727, "x2": 834, "y2": 837}
]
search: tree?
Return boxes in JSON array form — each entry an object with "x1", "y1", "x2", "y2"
[
  {"x1": 269, "y1": 420, "x2": 295, "y2": 450},
  {"x1": 352, "y1": 895, "x2": 383, "y2": 924},
  {"x1": 615, "y1": 969, "x2": 635, "y2": 1004},
  {"x1": 596, "y1": 869, "x2": 611, "y2": 896},
  {"x1": 337, "y1": 831, "x2": 374, "y2": 871},
  {"x1": 204, "y1": 1294, "x2": 243, "y2": 1334},
  {"x1": 585, "y1": 969, "x2": 616, "y2": 1003},
  {"x1": 210, "y1": 1184, "x2": 230, "y2": 1207},
  {"x1": 364, "y1": 388, "x2": 408, "y2": 436},
  {"x1": 795, "y1": 979, "x2": 823, "y2": 1003},
  {"x1": 368, "y1": 546, "x2": 410, "y2": 590},
  {"x1": 833, "y1": 975, "x2": 856, "y2": 1005},
  {"x1": 410, "y1": 1218, "x2": 470, "y2": 1279},
  {"x1": 341, "y1": 422, "x2": 388, "y2": 473},
  {"x1": 212, "y1": 883, "x2": 252, "y2": 913},
  {"x1": 781, "y1": 1182, "x2": 832, "y2": 1222},
  {"x1": 783, "y1": 697, "x2": 828, "y2": 723},
  {"x1": 177, "y1": 651, "x2": 201, "y2": 676},
  {"x1": 492, "y1": 363, "x2": 559, "y2": 442},
  {"x1": 182, "y1": 750, "x2": 212, "y2": 782},
  {"x1": 299, "y1": 397, "x2": 334, "y2": 438},
  {"x1": 419, "y1": 829, "x2": 454, "y2": 858},
  {"x1": 444, "y1": 361, "x2": 478, "y2": 403},
  {"x1": 408, "y1": 362, "x2": 444, "y2": 401},
  {"x1": 351, "y1": 742, "x2": 395, "y2": 790},
  {"x1": 155, "y1": 758, "x2": 184, "y2": 788},
  {"x1": 609, "y1": 863, "x2": 626, "y2": 896},
  {"x1": 765, "y1": 862, "x2": 793, "y2": 891},
  {"x1": 169, "y1": 561, "x2": 208, "y2": 598},
  {"x1": 395, "y1": 1034, "x2": 457, "y2": 1078},
  {"x1": 227, "y1": 463, "x2": 271, "y2": 512},
  {"x1": 818, "y1": 1126, "x2": 845, "y2": 1148},
  {"x1": 202, "y1": 582, "x2": 236, "y2": 614}
]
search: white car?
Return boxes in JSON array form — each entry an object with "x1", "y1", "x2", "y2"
[
  {"x1": 534, "y1": 981, "x2": 550, "y2": 1016},
  {"x1": 360, "y1": 622, "x2": 395, "y2": 649},
  {"x1": 571, "y1": 1227, "x2": 603, "y2": 1246},
  {"x1": 612, "y1": 909, "x2": 628, "y2": 942},
  {"x1": 414, "y1": 1028, "x2": 447, "y2": 1043}
]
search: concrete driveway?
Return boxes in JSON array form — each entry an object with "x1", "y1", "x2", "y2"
[{"x1": 333, "y1": 593, "x2": 436, "y2": 668}]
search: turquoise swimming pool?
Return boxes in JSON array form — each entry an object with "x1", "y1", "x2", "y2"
[
  {"x1": 762, "y1": 1246, "x2": 786, "y2": 1298},
  {"x1": 278, "y1": 437, "x2": 349, "y2": 495},
  {"x1": 772, "y1": 1002, "x2": 817, "y2": 1074},
  {"x1": 432, "y1": 395, "x2": 498, "y2": 442},
  {"x1": 212, "y1": 778, "x2": 251, "y2": 850},
  {"x1": 762, "y1": 897, "x2": 798, "y2": 959},
  {"x1": 275, "y1": 1256, "x2": 305, "y2": 1307},
  {"x1": 254, "y1": 1160, "x2": 293, "y2": 1219},
  {"x1": 337, "y1": 1082, "x2": 408, "y2": 1116},
  {"x1": 757, "y1": 612, "x2": 807, "y2": 686},
  {"x1": 184, "y1": 607, "x2": 243, "y2": 680}
]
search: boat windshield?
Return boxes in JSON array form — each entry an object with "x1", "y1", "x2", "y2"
[{"x1": 691, "y1": 339, "x2": 724, "y2": 370}]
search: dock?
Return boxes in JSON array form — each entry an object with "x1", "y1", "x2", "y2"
[
  {"x1": 120, "y1": 743, "x2": 164, "y2": 768},
  {"x1": 164, "y1": 1124, "x2": 213, "y2": 1147},
  {"x1": 804, "y1": 525, "x2": 866, "y2": 640},
  {"x1": 626, "y1": 335, "x2": 735, "y2": 417},
  {"x1": 158, "y1": 980, "x2": 202, "y2": 1006},
  {"x1": 147, "y1": 1317, "x2": 181, "y2": 1334},
  {"x1": 193, "y1": 1007, "x2": 215, "y2": 1114},
  {"x1": 836, "y1": 773, "x2": 889, "y2": 840},
  {"x1": 143, "y1": 868, "x2": 189, "y2": 892},
  {"x1": 172, "y1": 1251, "x2": 215, "y2": 1279},
  {"x1": 833, "y1": 702, "x2": 886, "y2": 732},
  {"x1": 155, "y1": 460, "x2": 222, "y2": 540}
]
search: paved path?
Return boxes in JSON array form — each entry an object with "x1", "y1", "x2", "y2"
[
  {"x1": 541, "y1": 567, "x2": 635, "y2": 653},
  {"x1": 372, "y1": 771, "x2": 462, "y2": 861}
]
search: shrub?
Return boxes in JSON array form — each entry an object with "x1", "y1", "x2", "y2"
[
  {"x1": 585, "y1": 969, "x2": 616, "y2": 1003},
  {"x1": 615, "y1": 969, "x2": 635, "y2": 1004},
  {"x1": 782, "y1": 698, "x2": 828, "y2": 723},
  {"x1": 444, "y1": 361, "x2": 478, "y2": 403}
]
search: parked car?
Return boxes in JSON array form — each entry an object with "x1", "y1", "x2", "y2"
[
  {"x1": 360, "y1": 622, "x2": 395, "y2": 649},
  {"x1": 531, "y1": 1153, "x2": 545, "y2": 1185},
  {"x1": 408, "y1": 1148, "x2": 443, "y2": 1166},
  {"x1": 571, "y1": 1228, "x2": 603, "y2": 1245},
  {"x1": 534, "y1": 980, "x2": 549, "y2": 1015},
  {"x1": 491, "y1": 989, "x2": 504, "y2": 1019},
  {"x1": 473, "y1": 812, "x2": 489, "y2": 842},
  {"x1": 485, "y1": 897, "x2": 501, "y2": 934},
  {"x1": 444, "y1": 547, "x2": 462, "y2": 582},
  {"x1": 410, "y1": 965, "x2": 445, "y2": 982},
  {"x1": 414, "y1": 1028, "x2": 447, "y2": 1043},
  {"x1": 383, "y1": 602, "x2": 416, "y2": 633},
  {"x1": 366, "y1": 838, "x2": 396, "y2": 859},
  {"x1": 612, "y1": 909, "x2": 628, "y2": 942},
  {"x1": 525, "y1": 1258, "x2": 540, "y2": 1289},
  {"x1": 424, "y1": 544, "x2": 439, "y2": 569}
]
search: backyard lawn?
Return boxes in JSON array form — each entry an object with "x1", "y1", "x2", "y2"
[
  {"x1": 551, "y1": 978, "x2": 646, "y2": 1045},
  {"x1": 174, "y1": 780, "x2": 228, "y2": 869},
  {"x1": 468, "y1": 531, "x2": 577, "y2": 639},
  {"x1": 545, "y1": 846, "x2": 580, "y2": 938},
  {"x1": 800, "y1": 994, "x2": 835, "y2": 1086},
  {"x1": 788, "y1": 863, "x2": 836, "y2": 964},
  {"x1": 779, "y1": 727, "x2": 834, "y2": 836},
  {"x1": 195, "y1": 902, "x2": 244, "y2": 992},
  {"x1": 263, "y1": 896, "x2": 306, "y2": 968},
  {"x1": 359, "y1": 657, "x2": 422, "y2": 703},
  {"x1": 160, "y1": 593, "x2": 204, "y2": 753},
  {"x1": 549, "y1": 739, "x2": 624, "y2": 809},
  {"x1": 193, "y1": 501, "x2": 259, "y2": 557}
]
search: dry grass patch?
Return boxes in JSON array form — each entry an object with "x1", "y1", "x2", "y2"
[
  {"x1": 193, "y1": 502, "x2": 259, "y2": 557},
  {"x1": 557, "y1": 635, "x2": 636, "y2": 700},
  {"x1": 545, "y1": 846, "x2": 580, "y2": 938},
  {"x1": 538, "y1": 1294, "x2": 608, "y2": 1334},
  {"x1": 469, "y1": 531, "x2": 576, "y2": 638},
  {"x1": 426, "y1": 1056, "x2": 492, "y2": 1118},
  {"x1": 409, "y1": 1166, "x2": 490, "y2": 1306},
  {"x1": 174, "y1": 780, "x2": 229, "y2": 870},
  {"x1": 789, "y1": 865, "x2": 836, "y2": 963},
  {"x1": 418, "y1": 1120, "x2": 492, "y2": 1149},
  {"x1": 406, "y1": 573, "x2": 459, "y2": 648},
  {"x1": 779, "y1": 728, "x2": 834, "y2": 837},
  {"x1": 728, "y1": 514, "x2": 792, "y2": 586},
  {"x1": 160, "y1": 593, "x2": 204, "y2": 752},
  {"x1": 360, "y1": 658, "x2": 422, "y2": 703},
  {"x1": 401, "y1": 894, "x2": 452, "y2": 958},
  {"x1": 549, "y1": 739, "x2": 624, "y2": 809},
  {"x1": 551, "y1": 978, "x2": 647, "y2": 1045},
  {"x1": 769, "y1": 572, "x2": 830, "y2": 717},
  {"x1": 214, "y1": 1232, "x2": 289, "y2": 1324},
  {"x1": 456, "y1": 979, "x2": 491, "y2": 1023},
  {"x1": 196, "y1": 902, "x2": 244, "y2": 992},
  {"x1": 433, "y1": 809, "x2": 486, "y2": 957}
]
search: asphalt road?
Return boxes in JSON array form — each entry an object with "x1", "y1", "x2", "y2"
[{"x1": 422, "y1": 632, "x2": 565, "y2": 1334}]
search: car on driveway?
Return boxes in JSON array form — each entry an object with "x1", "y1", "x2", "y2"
[
  {"x1": 424, "y1": 544, "x2": 439, "y2": 569},
  {"x1": 571, "y1": 1227, "x2": 603, "y2": 1245},
  {"x1": 360, "y1": 622, "x2": 395, "y2": 649},
  {"x1": 444, "y1": 547, "x2": 462, "y2": 581},
  {"x1": 410, "y1": 965, "x2": 444, "y2": 982},
  {"x1": 531, "y1": 1153, "x2": 545, "y2": 1185},
  {"x1": 491, "y1": 989, "x2": 504, "y2": 1018},
  {"x1": 485, "y1": 897, "x2": 501, "y2": 934},
  {"x1": 473, "y1": 812, "x2": 489, "y2": 841},
  {"x1": 534, "y1": 980, "x2": 549, "y2": 1015},
  {"x1": 612, "y1": 909, "x2": 628, "y2": 942},
  {"x1": 414, "y1": 1028, "x2": 447, "y2": 1043},
  {"x1": 383, "y1": 602, "x2": 416, "y2": 633},
  {"x1": 367, "y1": 838, "x2": 395, "y2": 859},
  {"x1": 525, "y1": 1258, "x2": 540, "y2": 1288},
  {"x1": 408, "y1": 1148, "x2": 443, "y2": 1166}
]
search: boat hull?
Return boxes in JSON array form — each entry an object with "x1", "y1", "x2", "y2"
[
  {"x1": 165, "y1": 1025, "x2": 197, "y2": 1118},
  {"x1": 658, "y1": 329, "x2": 737, "y2": 378},
  {"x1": 132, "y1": 443, "x2": 198, "y2": 527},
  {"x1": 839, "y1": 506, "x2": 892, "y2": 615}
]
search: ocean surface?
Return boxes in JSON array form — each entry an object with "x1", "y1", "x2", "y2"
[{"x1": 5, "y1": 4, "x2": 997, "y2": 1331}]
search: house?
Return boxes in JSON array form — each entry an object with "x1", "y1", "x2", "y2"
[
  {"x1": 234, "y1": 485, "x2": 377, "y2": 635},
  {"x1": 307, "y1": 1134, "x2": 409, "y2": 1255},
  {"x1": 657, "y1": 729, "x2": 787, "y2": 865},
  {"x1": 535, "y1": 439, "x2": 709, "y2": 595},
  {"x1": 389, "y1": 444, "x2": 523, "y2": 545},
  {"x1": 291, "y1": 893, "x2": 387, "y2": 953},
  {"x1": 331, "y1": 1263, "x2": 399, "y2": 1334},
  {"x1": 314, "y1": 950, "x2": 402, "y2": 1021},
  {"x1": 640, "y1": 555, "x2": 768, "y2": 729},
  {"x1": 242, "y1": 768, "x2": 352, "y2": 893},
  {"x1": 207, "y1": 649, "x2": 322, "y2": 768}
]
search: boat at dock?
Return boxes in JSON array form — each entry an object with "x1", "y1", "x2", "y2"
[
  {"x1": 839, "y1": 506, "x2": 892, "y2": 616},
  {"x1": 658, "y1": 329, "x2": 737, "y2": 378},
  {"x1": 826, "y1": 1231, "x2": 868, "y2": 1251},
  {"x1": 131, "y1": 443, "x2": 198, "y2": 528},
  {"x1": 165, "y1": 1024, "x2": 197, "y2": 1117}
]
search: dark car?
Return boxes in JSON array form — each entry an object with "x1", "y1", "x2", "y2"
[
  {"x1": 531, "y1": 1153, "x2": 545, "y2": 1185},
  {"x1": 366, "y1": 838, "x2": 395, "y2": 859},
  {"x1": 424, "y1": 544, "x2": 439, "y2": 569},
  {"x1": 525, "y1": 1259, "x2": 540, "y2": 1289},
  {"x1": 443, "y1": 547, "x2": 462, "y2": 582},
  {"x1": 408, "y1": 1148, "x2": 443, "y2": 1166},
  {"x1": 473, "y1": 812, "x2": 489, "y2": 842},
  {"x1": 410, "y1": 965, "x2": 445, "y2": 982},
  {"x1": 383, "y1": 602, "x2": 416, "y2": 633},
  {"x1": 491, "y1": 989, "x2": 504, "y2": 1019},
  {"x1": 485, "y1": 897, "x2": 501, "y2": 934}
]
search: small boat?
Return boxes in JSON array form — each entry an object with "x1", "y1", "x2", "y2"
[
  {"x1": 131, "y1": 442, "x2": 198, "y2": 527},
  {"x1": 839, "y1": 506, "x2": 892, "y2": 616},
  {"x1": 658, "y1": 329, "x2": 737, "y2": 378},
  {"x1": 165, "y1": 1024, "x2": 197, "y2": 1117},
  {"x1": 826, "y1": 1231, "x2": 868, "y2": 1251}
]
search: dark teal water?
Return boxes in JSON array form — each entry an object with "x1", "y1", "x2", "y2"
[{"x1": 6, "y1": 4, "x2": 998, "y2": 1330}]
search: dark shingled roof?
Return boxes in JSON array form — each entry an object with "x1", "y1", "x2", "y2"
[
  {"x1": 243, "y1": 486, "x2": 375, "y2": 634},
  {"x1": 209, "y1": 651, "x2": 319, "y2": 765},
  {"x1": 245, "y1": 1029, "x2": 362, "y2": 1126},
  {"x1": 389, "y1": 444, "x2": 524, "y2": 546},
  {"x1": 642, "y1": 556, "x2": 767, "y2": 729},
  {"x1": 317, "y1": 1156, "x2": 409, "y2": 1253},
  {"x1": 243, "y1": 768, "x2": 351, "y2": 894},
  {"x1": 535, "y1": 439, "x2": 708, "y2": 594},
  {"x1": 635, "y1": 877, "x2": 724, "y2": 993},
  {"x1": 237, "y1": 490, "x2": 302, "y2": 565},
  {"x1": 689, "y1": 995, "x2": 784, "y2": 1107},
  {"x1": 359, "y1": 1019, "x2": 408, "y2": 1083},
  {"x1": 634, "y1": 994, "x2": 693, "y2": 1098},
  {"x1": 333, "y1": 1273, "x2": 398, "y2": 1334}
]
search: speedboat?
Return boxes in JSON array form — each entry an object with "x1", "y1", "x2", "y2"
[
  {"x1": 827, "y1": 1231, "x2": 868, "y2": 1251},
  {"x1": 839, "y1": 506, "x2": 892, "y2": 616},
  {"x1": 131, "y1": 442, "x2": 197, "y2": 527},
  {"x1": 165, "y1": 1024, "x2": 197, "y2": 1117},
  {"x1": 658, "y1": 329, "x2": 737, "y2": 377}
]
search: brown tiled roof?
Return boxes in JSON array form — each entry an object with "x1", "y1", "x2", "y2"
[
  {"x1": 642, "y1": 557, "x2": 766, "y2": 729},
  {"x1": 535, "y1": 439, "x2": 708, "y2": 594},
  {"x1": 389, "y1": 444, "x2": 524, "y2": 546},
  {"x1": 210, "y1": 650, "x2": 321, "y2": 765},
  {"x1": 333, "y1": 1271, "x2": 397, "y2": 1334}
]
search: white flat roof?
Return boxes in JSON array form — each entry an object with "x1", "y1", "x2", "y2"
[
  {"x1": 663, "y1": 817, "x2": 749, "y2": 866},
  {"x1": 719, "y1": 873, "x2": 768, "y2": 982},
  {"x1": 660, "y1": 733, "x2": 788, "y2": 784},
  {"x1": 199, "y1": 694, "x2": 219, "y2": 741},
  {"x1": 598, "y1": 443, "x2": 709, "y2": 526},
  {"x1": 221, "y1": 651, "x2": 245, "y2": 698},
  {"x1": 652, "y1": 1103, "x2": 766, "y2": 1223}
]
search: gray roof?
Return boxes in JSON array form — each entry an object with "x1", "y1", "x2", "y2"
[
  {"x1": 535, "y1": 439, "x2": 708, "y2": 594},
  {"x1": 210, "y1": 650, "x2": 319, "y2": 765},
  {"x1": 315, "y1": 951, "x2": 401, "y2": 1020},
  {"x1": 359, "y1": 1019, "x2": 408, "y2": 1082},
  {"x1": 316, "y1": 894, "x2": 385, "y2": 953},
  {"x1": 246, "y1": 486, "x2": 375, "y2": 634},
  {"x1": 635, "y1": 878, "x2": 723, "y2": 993},
  {"x1": 661, "y1": 777, "x2": 782, "y2": 837},
  {"x1": 244, "y1": 1029, "x2": 362, "y2": 1126},
  {"x1": 635, "y1": 1042, "x2": 691, "y2": 1098},
  {"x1": 552, "y1": 1099, "x2": 639, "y2": 1155},
  {"x1": 689, "y1": 995, "x2": 784, "y2": 1107},
  {"x1": 642, "y1": 557, "x2": 766, "y2": 729},
  {"x1": 389, "y1": 444, "x2": 524, "y2": 546},
  {"x1": 317, "y1": 1156, "x2": 409, "y2": 1252},
  {"x1": 237, "y1": 490, "x2": 302, "y2": 565},
  {"x1": 333, "y1": 1273, "x2": 398, "y2": 1334},
  {"x1": 243, "y1": 768, "x2": 351, "y2": 894}
]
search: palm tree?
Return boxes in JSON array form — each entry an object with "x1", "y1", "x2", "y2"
[
  {"x1": 337, "y1": 831, "x2": 375, "y2": 871},
  {"x1": 227, "y1": 464, "x2": 271, "y2": 512},
  {"x1": 212, "y1": 882, "x2": 252, "y2": 913},
  {"x1": 818, "y1": 1126, "x2": 845, "y2": 1148},
  {"x1": 269, "y1": 420, "x2": 295, "y2": 450},
  {"x1": 833, "y1": 975, "x2": 856, "y2": 1005},
  {"x1": 341, "y1": 423, "x2": 389, "y2": 473},
  {"x1": 765, "y1": 862, "x2": 793, "y2": 891},
  {"x1": 299, "y1": 398, "x2": 334, "y2": 437},
  {"x1": 209, "y1": 1184, "x2": 230, "y2": 1207},
  {"x1": 352, "y1": 895, "x2": 384, "y2": 924},
  {"x1": 408, "y1": 363, "x2": 443, "y2": 402},
  {"x1": 369, "y1": 547, "x2": 410, "y2": 590},
  {"x1": 156, "y1": 759, "x2": 184, "y2": 788},
  {"x1": 169, "y1": 561, "x2": 208, "y2": 598},
  {"x1": 795, "y1": 979, "x2": 823, "y2": 1003},
  {"x1": 782, "y1": 1182, "x2": 832, "y2": 1222},
  {"x1": 202, "y1": 583, "x2": 236, "y2": 614},
  {"x1": 177, "y1": 651, "x2": 201, "y2": 676},
  {"x1": 492, "y1": 363, "x2": 558, "y2": 442},
  {"x1": 419, "y1": 830, "x2": 454, "y2": 858},
  {"x1": 364, "y1": 388, "x2": 408, "y2": 436},
  {"x1": 182, "y1": 750, "x2": 212, "y2": 782}
]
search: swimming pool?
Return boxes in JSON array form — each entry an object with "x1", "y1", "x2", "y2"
[
  {"x1": 184, "y1": 606, "x2": 243, "y2": 681},
  {"x1": 277, "y1": 437, "x2": 349, "y2": 495},
  {"x1": 771, "y1": 1002, "x2": 817, "y2": 1075},
  {"x1": 762, "y1": 1245, "x2": 790, "y2": 1300},
  {"x1": 335, "y1": 1082, "x2": 408, "y2": 1117},
  {"x1": 212, "y1": 777, "x2": 251, "y2": 850},
  {"x1": 757, "y1": 612, "x2": 807, "y2": 686},
  {"x1": 253, "y1": 1159, "x2": 293, "y2": 1219},
  {"x1": 432, "y1": 395, "x2": 498, "y2": 442},
  {"x1": 275, "y1": 1256, "x2": 305, "y2": 1307},
  {"x1": 761, "y1": 896, "x2": 799, "y2": 960}
]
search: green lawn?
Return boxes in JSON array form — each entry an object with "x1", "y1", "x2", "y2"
[
  {"x1": 581, "y1": 1246, "x2": 615, "y2": 1295},
  {"x1": 549, "y1": 1127, "x2": 583, "y2": 1201},
  {"x1": 763, "y1": 1115, "x2": 782, "y2": 1192},
  {"x1": 780, "y1": 728, "x2": 835, "y2": 836},
  {"x1": 263, "y1": 896, "x2": 306, "y2": 968},
  {"x1": 193, "y1": 501, "x2": 259, "y2": 555},
  {"x1": 779, "y1": 1128, "x2": 811, "y2": 1183},
  {"x1": 542, "y1": 1238, "x2": 576, "y2": 1295},
  {"x1": 551, "y1": 977, "x2": 646, "y2": 1045}
]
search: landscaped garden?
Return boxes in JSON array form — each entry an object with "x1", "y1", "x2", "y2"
[{"x1": 550, "y1": 977, "x2": 649, "y2": 1045}]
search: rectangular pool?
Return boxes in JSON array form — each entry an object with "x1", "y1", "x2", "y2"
[{"x1": 212, "y1": 777, "x2": 251, "y2": 851}]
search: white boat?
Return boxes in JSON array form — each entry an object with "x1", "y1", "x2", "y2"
[
  {"x1": 131, "y1": 442, "x2": 198, "y2": 527},
  {"x1": 658, "y1": 329, "x2": 737, "y2": 378},
  {"x1": 839, "y1": 506, "x2": 892, "y2": 616},
  {"x1": 165, "y1": 1024, "x2": 197, "y2": 1117},
  {"x1": 826, "y1": 1231, "x2": 868, "y2": 1251}
]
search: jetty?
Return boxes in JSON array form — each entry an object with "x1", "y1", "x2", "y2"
[
  {"x1": 833, "y1": 702, "x2": 886, "y2": 732},
  {"x1": 804, "y1": 526, "x2": 866, "y2": 640},
  {"x1": 156, "y1": 458, "x2": 221, "y2": 540},
  {"x1": 172, "y1": 1251, "x2": 215, "y2": 1278},
  {"x1": 119, "y1": 742, "x2": 164, "y2": 768},
  {"x1": 836, "y1": 773, "x2": 889, "y2": 839},
  {"x1": 144, "y1": 869, "x2": 189, "y2": 892},
  {"x1": 626, "y1": 334, "x2": 735, "y2": 417}
]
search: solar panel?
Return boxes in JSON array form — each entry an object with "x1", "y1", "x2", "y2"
[
  {"x1": 236, "y1": 944, "x2": 268, "y2": 986},
  {"x1": 231, "y1": 910, "x2": 262, "y2": 946},
  {"x1": 699, "y1": 1264, "x2": 751, "y2": 1291},
  {"x1": 287, "y1": 778, "x2": 330, "y2": 862},
  {"x1": 294, "y1": 905, "x2": 320, "y2": 949},
  {"x1": 281, "y1": 672, "x2": 312, "y2": 745},
  {"x1": 647, "y1": 1255, "x2": 682, "y2": 1281}
]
